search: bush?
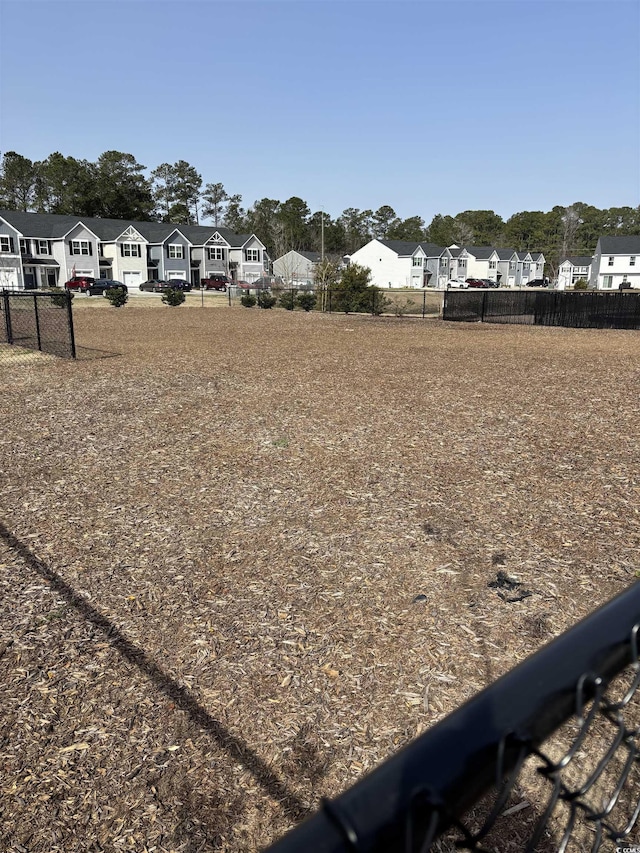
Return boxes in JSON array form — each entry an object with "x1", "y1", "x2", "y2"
[
  {"x1": 162, "y1": 288, "x2": 186, "y2": 306},
  {"x1": 573, "y1": 278, "x2": 589, "y2": 291},
  {"x1": 257, "y1": 291, "x2": 277, "y2": 309},
  {"x1": 49, "y1": 287, "x2": 72, "y2": 308},
  {"x1": 103, "y1": 287, "x2": 128, "y2": 308},
  {"x1": 296, "y1": 291, "x2": 317, "y2": 312},
  {"x1": 332, "y1": 262, "x2": 385, "y2": 314},
  {"x1": 240, "y1": 292, "x2": 257, "y2": 308},
  {"x1": 279, "y1": 290, "x2": 296, "y2": 310}
]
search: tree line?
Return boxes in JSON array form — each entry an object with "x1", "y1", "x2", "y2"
[{"x1": 1, "y1": 150, "x2": 638, "y2": 274}]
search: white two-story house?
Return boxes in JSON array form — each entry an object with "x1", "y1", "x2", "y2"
[
  {"x1": 557, "y1": 256, "x2": 592, "y2": 290},
  {"x1": 590, "y1": 236, "x2": 640, "y2": 290}
]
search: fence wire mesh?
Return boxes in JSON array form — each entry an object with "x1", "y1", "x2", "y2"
[
  {"x1": 1, "y1": 289, "x2": 76, "y2": 361},
  {"x1": 266, "y1": 585, "x2": 640, "y2": 853}
]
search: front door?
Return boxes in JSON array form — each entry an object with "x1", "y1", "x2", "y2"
[{"x1": 24, "y1": 267, "x2": 36, "y2": 289}]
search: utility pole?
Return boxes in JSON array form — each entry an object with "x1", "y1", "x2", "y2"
[{"x1": 321, "y1": 207, "x2": 325, "y2": 262}]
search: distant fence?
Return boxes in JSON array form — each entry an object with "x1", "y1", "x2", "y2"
[
  {"x1": 443, "y1": 290, "x2": 640, "y2": 329},
  {"x1": 228, "y1": 286, "x2": 443, "y2": 318},
  {"x1": 266, "y1": 583, "x2": 640, "y2": 852},
  {"x1": 1, "y1": 289, "x2": 76, "y2": 360}
]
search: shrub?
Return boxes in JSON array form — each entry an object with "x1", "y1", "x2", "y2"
[
  {"x1": 573, "y1": 278, "x2": 589, "y2": 291},
  {"x1": 332, "y1": 262, "x2": 385, "y2": 314},
  {"x1": 49, "y1": 287, "x2": 72, "y2": 308},
  {"x1": 103, "y1": 287, "x2": 128, "y2": 308},
  {"x1": 296, "y1": 291, "x2": 317, "y2": 312},
  {"x1": 257, "y1": 291, "x2": 277, "y2": 309},
  {"x1": 162, "y1": 288, "x2": 186, "y2": 306},
  {"x1": 279, "y1": 290, "x2": 296, "y2": 310},
  {"x1": 240, "y1": 292, "x2": 257, "y2": 308}
]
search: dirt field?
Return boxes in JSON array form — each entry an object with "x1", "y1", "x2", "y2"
[{"x1": 1, "y1": 303, "x2": 639, "y2": 852}]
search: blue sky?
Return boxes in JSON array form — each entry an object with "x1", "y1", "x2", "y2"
[{"x1": 0, "y1": 0, "x2": 639, "y2": 224}]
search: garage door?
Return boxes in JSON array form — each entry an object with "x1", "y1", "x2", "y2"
[
  {"x1": 123, "y1": 271, "x2": 142, "y2": 288},
  {"x1": 0, "y1": 268, "x2": 19, "y2": 289}
]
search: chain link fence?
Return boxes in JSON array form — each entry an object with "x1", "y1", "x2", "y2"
[
  {"x1": 0, "y1": 289, "x2": 76, "y2": 362},
  {"x1": 266, "y1": 583, "x2": 640, "y2": 852},
  {"x1": 227, "y1": 286, "x2": 443, "y2": 318}
]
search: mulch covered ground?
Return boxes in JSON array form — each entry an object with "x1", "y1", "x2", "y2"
[{"x1": 1, "y1": 301, "x2": 639, "y2": 852}]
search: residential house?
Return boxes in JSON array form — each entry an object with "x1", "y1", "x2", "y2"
[
  {"x1": 273, "y1": 250, "x2": 322, "y2": 285},
  {"x1": 557, "y1": 256, "x2": 593, "y2": 290},
  {"x1": 589, "y1": 236, "x2": 640, "y2": 290},
  {"x1": 495, "y1": 249, "x2": 518, "y2": 287},
  {"x1": 349, "y1": 239, "x2": 453, "y2": 289},
  {"x1": 456, "y1": 246, "x2": 501, "y2": 283},
  {"x1": 0, "y1": 210, "x2": 269, "y2": 290}
]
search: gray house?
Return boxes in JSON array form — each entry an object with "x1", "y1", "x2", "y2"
[{"x1": 273, "y1": 250, "x2": 322, "y2": 285}]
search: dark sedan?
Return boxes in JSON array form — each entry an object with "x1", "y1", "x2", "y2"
[
  {"x1": 164, "y1": 278, "x2": 192, "y2": 291},
  {"x1": 139, "y1": 280, "x2": 169, "y2": 292},
  {"x1": 88, "y1": 279, "x2": 128, "y2": 296}
]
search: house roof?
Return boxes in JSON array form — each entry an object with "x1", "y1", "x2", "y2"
[
  {"x1": 418, "y1": 242, "x2": 446, "y2": 257},
  {"x1": 0, "y1": 210, "x2": 254, "y2": 249},
  {"x1": 495, "y1": 248, "x2": 517, "y2": 260},
  {"x1": 461, "y1": 245, "x2": 497, "y2": 260},
  {"x1": 597, "y1": 235, "x2": 640, "y2": 254},
  {"x1": 377, "y1": 239, "x2": 421, "y2": 257},
  {"x1": 560, "y1": 256, "x2": 593, "y2": 266}
]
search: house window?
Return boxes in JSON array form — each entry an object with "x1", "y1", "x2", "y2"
[
  {"x1": 412, "y1": 257, "x2": 423, "y2": 267},
  {"x1": 509, "y1": 261, "x2": 516, "y2": 271},
  {"x1": 121, "y1": 242, "x2": 141, "y2": 257},
  {"x1": 523, "y1": 263, "x2": 530, "y2": 272},
  {"x1": 20, "y1": 239, "x2": 28, "y2": 254},
  {"x1": 631, "y1": 257, "x2": 636, "y2": 266},
  {"x1": 0, "y1": 236, "x2": 15, "y2": 253},
  {"x1": 245, "y1": 249, "x2": 260, "y2": 262},
  {"x1": 458, "y1": 258, "x2": 466, "y2": 267},
  {"x1": 168, "y1": 244, "x2": 184, "y2": 259},
  {"x1": 536, "y1": 263, "x2": 542, "y2": 271},
  {"x1": 70, "y1": 240, "x2": 92, "y2": 255},
  {"x1": 440, "y1": 258, "x2": 448, "y2": 267},
  {"x1": 37, "y1": 239, "x2": 50, "y2": 255},
  {"x1": 608, "y1": 256, "x2": 614, "y2": 266},
  {"x1": 207, "y1": 247, "x2": 225, "y2": 261},
  {"x1": 489, "y1": 261, "x2": 497, "y2": 269},
  {"x1": 602, "y1": 275, "x2": 613, "y2": 289}
]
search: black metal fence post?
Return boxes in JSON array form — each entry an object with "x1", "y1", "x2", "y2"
[
  {"x1": 33, "y1": 292, "x2": 42, "y2": 351},
  {"x1": 422, "y1": 290, "x2": 426, "y2": 319},
  {"x1": 66, "y1": 290, "x2": 76, "y2": 359},
  {"x1": 2, "y1": 290, "x2": 12, "y2": 344}
]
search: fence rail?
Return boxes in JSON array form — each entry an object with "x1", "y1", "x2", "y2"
[
  {"x1": 1, "y1": 289, "x2": 76, "y2": 359},
  {"x1": 266, "y1": 583, "x2": 640, "y2": 852},
  {"x1": 443, "y1": 290, "x2": 640, "y2": 329}
]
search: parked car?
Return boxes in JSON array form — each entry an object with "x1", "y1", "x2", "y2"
[
  {"x1": 526, "y1": 279, "x2": 549, "y2": 287},
  {"x1": 251, "y1": 276, "x2": 284, "y2": 290},
  {"x1": 201, "y1": 275, "x2": 230, "y2": 291},
  {"x1": 481, "y1": 279, "x2": 499, "y2": 288},
  {"x1": 446, "y1": 279, "x2": 469, "y2": 289},
  {"x1": 139, "y1": 280, "x2": 169, "y2": 292},
  {"x1": 465, "y1": 278, "x2": 488, "y2": 288},
  {"x1": 89, "y1": 279, "x2": 128, "y2": 296},
  {"x1": 165, "y1": 278, "x2": 192, "y2": 291},
  {"x1": 64, "y1": 276, "x2": 96, "y2": 292}
]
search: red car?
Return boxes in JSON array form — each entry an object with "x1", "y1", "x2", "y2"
[
  {"x1": 64, "y1": 276, "x2": 96, "y2": 292},
  {"x1": 465, "y1": 278, "x2": 489, "y2": 288},
  {"x1": 201, "y1": 275, "x2": 230, "y2": 291}
]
